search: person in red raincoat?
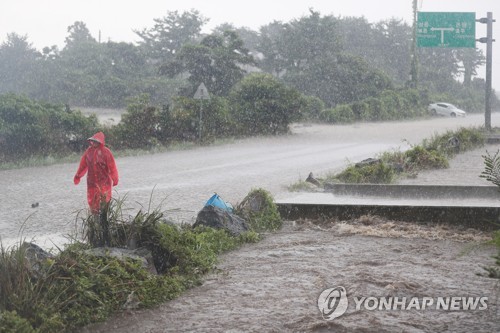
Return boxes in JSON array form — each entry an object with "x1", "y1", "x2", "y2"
[{"x1": 74, "y1": 132, "x2": 119, "y2": 214}]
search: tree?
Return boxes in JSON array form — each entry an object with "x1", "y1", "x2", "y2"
[
  {"x1": 456, "y1": 48, "x2": 485, "y2": 87},
  {"x1": 284, "y1": 53, "x2": 393, "y2": 107},
  {"x1": 64, "y1": 21, "x2": 97, "y2": 48},
  {"x1": 372, "y1": 19, "x2": 413, "y2": 85},
  {"x1": 229, "y1": 73, "x2": 305, "y2": 135},
  {"x1": 135, "y1": 10, "x2": 207, "y2": 62},
  {"x1": 256, "y1": 21, "x2": 289, "y2": 77},
  {"x1": 257, "y1": 10, "x2": 344, "y2": 79},
  {"x1": 418, "y1": 48, "x2": 460, "y2": 93},
  {"x1": 256, "y1": 11, "x2": 393, "y2": 107},
  {"x1": 160, "y1": 30, "x2": 255, "y2": 97},
  {"x1": 0, "y1": 33, "x2": 41, "y2": 95}
]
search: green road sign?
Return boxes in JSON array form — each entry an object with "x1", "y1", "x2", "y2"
[{"x1": 417, "y1": 12, "x2": 476, "y2": 48}]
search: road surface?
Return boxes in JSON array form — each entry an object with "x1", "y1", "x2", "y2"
[{"x1": 0, "y1": 114, "x2": 495, "y2": 248}]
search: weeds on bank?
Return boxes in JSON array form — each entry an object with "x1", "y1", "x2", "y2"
[
  {"x1": 294, "y1": 127, "x2": 485, "y2": 186},
  {"x1": 0, "y1": 189, "x2": 276, "y2": 332}
]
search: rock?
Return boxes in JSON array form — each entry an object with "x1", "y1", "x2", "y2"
[
  {"x1": 193, "y1": 205, "x2": 248, "y2": 236},
  {"x1": 21, "y1": 242, "x2": 54, "y2": 278},
  {"x1": 306, "y1": 172, "x2": 321, "y2": 186},
  {"x1": 84, "y1": 247, "x2": 158, "y2": 275}
]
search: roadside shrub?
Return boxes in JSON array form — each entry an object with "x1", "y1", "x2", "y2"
[
  {"x1": 404, "y1": 145, "x2": 449, "y2": 170},
  {"x1": 236, "y1": 188, "x2": 282, "y2": 232},
  {"x1": 0, "y1": 94, "x2": 99, "y2": 162},
  {"x1": 351, "y1": 101, "x2": 370, "y2": 121},
  {"x1": 229, "y1": 73, "x2": 305, "y2": 135},
  {"x1": 301, "y1": 95, "x2": 325, "y2": 121},
  {"x1": 334, "y1": 162, "x2": 395, "y2": 184},
  {"x1": 423, "y1": 127, "x2": 484, "y2": 156},
  {"x1": 365, "y1": 97, "x2": 389, "y2": 121},
  {"x1": 166, "y1": 95, "x2": 234, "y2": 143},
  {"x1": 320, "y1": 105, "x2": 355, "y2": 124}
]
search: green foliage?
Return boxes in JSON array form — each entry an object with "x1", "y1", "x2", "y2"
[
  {"x1": 320, "y1": 104, "x2": 355, "y2": 124},
  {"x1": 480, "y1": 151, "x2": 500, "y2": 279},
  {"x1": 166, "y1": 96, "x2": 234, "y2": 142},
  {"x1": 423, "y1": 127, "x2": 485, "y2": 157},
  {"x1": 0, "y1": 11, "x2": 492, "y2": 112},
  {"x1": 236, "y1": 188, "x2": 282, "y2": 232},
  {"x1": 325, "y1": 127, "x2": 483, "y2": 185},
  {"x1": 149, "y1": 224, "x2": 239, "y2": 275},
  {"x1": 160, "y1": 30, "x2": 254, "y2": 97},
  {"x1": 480, "y1": 150, "x2": 500, "y2": 188},
  {"x1": 0, "y1": 190, "x2": 266, "y2": 332},
  {"x1": 404, "y1": 146, "x2": 449, "y2": 170},
  {"x1": 0, "y1": 311, "x2": 36, "y2": 333},
  {"x1": 135, "y1": 9, "x2": 207, "y2": 62},
  {"x1": 317, "y1": 88, "x2": 428, "y2": 124},
  {"x1": 229, "y1": 73, "x2": 305, "y2": 135},
  {"x1": 334, "y1": 162, "x2": 396, "y2": 184},
  {"x1": 301, "y1": 95, "x2": 325, "y2": 121},
  {"x1": 0, "y1": 94, "x2": 99, "y2": 162},
  {"x1": 111, "y1": 94, "x2": 162, "y2": 149}
]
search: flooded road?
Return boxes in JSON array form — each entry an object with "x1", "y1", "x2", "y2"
[
  {"x1": 0, "y1": 114, "x2": 495, "y2": 248},
  {"x1": 2, "y1": 114, "x2": 499, "y2": 332}
]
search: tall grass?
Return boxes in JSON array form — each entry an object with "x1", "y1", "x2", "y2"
[
  {"x1": 0, "y1": 192, "x2": 264, "y2": 332},
  {"x1": 321, "y1": 127, "x2": 485, "y2": 184}
]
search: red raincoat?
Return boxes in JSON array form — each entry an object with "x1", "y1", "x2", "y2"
[{"x1": 74, "y1": 132, "x2": 119, "y2": 214}]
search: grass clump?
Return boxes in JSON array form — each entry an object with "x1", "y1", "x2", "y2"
[
  {"x1": 235, "y1": 188, "x2": 282, "y2": 232},
  {"x1": 334, "y1": 161, "x2": 396, "y2": 184},
  {"x1": 0, "y1": 311, "x2": 36, "y2": 333},
  {"x1": 322, "y1": 127, "x2": 484, "y2": 185}
]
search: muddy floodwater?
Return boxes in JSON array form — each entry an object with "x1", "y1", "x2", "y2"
[
  {"x1": 82, "y1": 219, "x2": 498, "y2": 333},
  {"x1": 1, "y1": 114, "x2": 500, "y2": 332}
]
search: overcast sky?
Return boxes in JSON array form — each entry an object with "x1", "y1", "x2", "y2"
[{"x1": 0, "y1": 0, "x2": 498, "y2": 88}]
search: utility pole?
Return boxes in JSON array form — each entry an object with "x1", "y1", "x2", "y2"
[
  {"x1": 477, "y1": 12, "x2": 495, "y2": 131},
  {"x1": 410, "y1": 0, "x2": 418, "y2": 88}
]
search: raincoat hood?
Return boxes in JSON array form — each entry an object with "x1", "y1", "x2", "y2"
[{"x1": 87, "y1": 132, "x2": 105, "y2": 145}]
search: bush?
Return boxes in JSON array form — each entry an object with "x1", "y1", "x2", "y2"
[
  {"x1": 320, "y1": 105, "x2": 355, "y2": 124},
  {"x1": 301, "y1": 95, "x2": 325, "y2": 121},
  {"x1": 351, "y1": 101, "x2": 370, "y2": 121},
  {"x1": 229, "y1": 73, "x2": 305, "y2": 135},
  {"x1": 404, "y1": 145, "x2": 449, "y2": 170},
  {"x1": 0, "y1": 94, "x2": 99, "y2": 162},
  {"x1": 423, "y1": 127, "x2": 484, "y2": 156},
  {"x1": 236, "y1": 188, "x2": 282, "y2": 232},
  {"x1": 334, "y1": 162, "x2": 396, "y2": 184}
]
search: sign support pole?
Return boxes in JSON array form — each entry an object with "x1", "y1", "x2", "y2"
[
  {"x1": 478, "y1": 12, "x2": 495, "y2": 131},
  {"x1": 485, "y1": 12, "x2": 494, "y2": 131}
]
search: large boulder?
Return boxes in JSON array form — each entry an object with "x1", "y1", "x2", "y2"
[{"x1": 193, "y1": 205, "x2": 248, "y2": 236}]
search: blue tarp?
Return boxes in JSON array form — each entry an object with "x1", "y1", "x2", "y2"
[{"x1": 205, "y1": 193, "x2": 233, "y2": 212}]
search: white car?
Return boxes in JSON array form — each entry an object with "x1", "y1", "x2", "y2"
[{"x1": 428, "y1": 103, "x2": 466, "y2": 117}]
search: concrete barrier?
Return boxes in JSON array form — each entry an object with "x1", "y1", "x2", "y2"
[{"x1": 276, "y1": 184, "x2": 500, "y2": 231}]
